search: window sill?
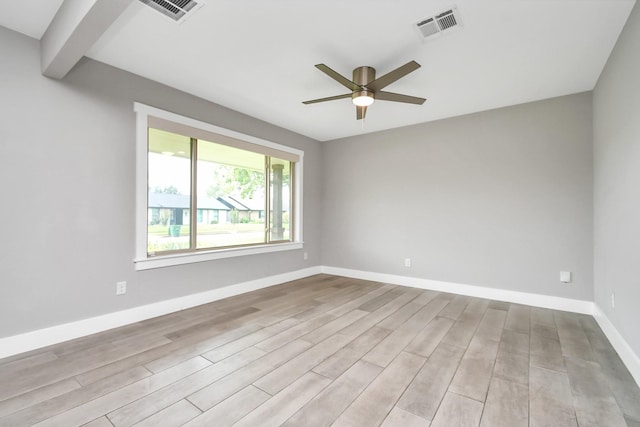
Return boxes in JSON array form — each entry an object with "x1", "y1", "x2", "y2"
[{"x1": 134, "y1": 242, "x2": 303, "y2": 271}]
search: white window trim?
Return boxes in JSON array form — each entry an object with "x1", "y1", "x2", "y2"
[{"x1": 134, "y1": 102, "x2": 304, "y2": 271}]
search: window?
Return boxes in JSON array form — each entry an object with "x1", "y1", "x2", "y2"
[{"x1": 135, "y1": 103, "x2": 303, "y2": 270}]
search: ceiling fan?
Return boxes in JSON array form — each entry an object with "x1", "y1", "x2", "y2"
[{"x1": 302, "y1": 60, "x2": 426, "y2": 120}]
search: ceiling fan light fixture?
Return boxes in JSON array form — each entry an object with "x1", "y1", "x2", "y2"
[{"x1": 352, "y1": 90, "x2": 375, "y2": 107}]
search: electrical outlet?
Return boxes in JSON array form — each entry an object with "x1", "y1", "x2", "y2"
[
  {"x1": 560, "y1": 271, "x2": 572, "y2": 283},
  {"x1": 404, "y1": 258, "x2": 411, "y2": 267},
  {"x1": 303, "y1": 252, "x2": 308, "y2": 260},
  {"x1": 116, "y1": 281, "x2": 127, "y2": 295}
]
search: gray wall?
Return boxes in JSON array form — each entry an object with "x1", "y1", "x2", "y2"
[
  {"x1": 322, "y1": 93, "x2": 594, "y2": 302},
  {"x1": 0, "y1": 27, "x2": 322, "y2": 338},
  {"x1": 593, "y1": 3, "x2": 640, "y2": 356}
]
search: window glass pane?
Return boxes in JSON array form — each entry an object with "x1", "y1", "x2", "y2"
[
  {"x1": 270, "y1": 159, "x2": 291, "y2": 242},
  {"x1": 147, "y1": 129, "x2": 192, "y2": 254},
  {"x1": 196, "y1": 139, "x2": 266, "y2": 249}
]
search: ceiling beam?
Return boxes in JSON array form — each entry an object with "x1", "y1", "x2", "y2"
[{"x1": 40, "y1": 0, "x2": 133, "y2": 79}]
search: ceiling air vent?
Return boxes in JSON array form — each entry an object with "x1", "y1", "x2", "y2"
[
  {"x1": 138, "y1": 0, "x2": 203, "y2": 23},
  {"x1": 415, "y1": 7, "x2": 462, "y2": 40}
]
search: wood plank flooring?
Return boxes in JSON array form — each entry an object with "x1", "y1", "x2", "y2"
[{"x1": 1, "y1": 274, "x2": 639, "y2": 426}]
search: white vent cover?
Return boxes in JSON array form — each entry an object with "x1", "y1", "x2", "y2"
[
  {"x1": 416, "y1": 7, "x2": 462, "y2": 40},
  {"x1": 138, "y1": 0, "x2": 203, "y2": 23}
]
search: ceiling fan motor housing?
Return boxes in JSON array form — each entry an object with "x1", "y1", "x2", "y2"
[
  {"x1": 353, "y1": 66, "x2": 376, "y2": 87},
  {"x1": 352, "y1": 66, "x2": 376, "y2": 104}
]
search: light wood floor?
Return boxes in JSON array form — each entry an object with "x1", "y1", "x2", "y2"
[{"x1": 1, "y1": 275, "x2": 639, "y2": 427}]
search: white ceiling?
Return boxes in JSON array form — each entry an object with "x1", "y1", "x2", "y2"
[
  {"x1": 1, "y1": 0, "x2": 635, "y2": 141},
  {"x1": 0, "y1": 0, "x2": 64, "y2": 39}
]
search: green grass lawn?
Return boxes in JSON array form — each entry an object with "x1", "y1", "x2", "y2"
[
  {"x1": 147, "y1": 222, "x2": 290, "y2": 253},
  {"x1": 148, "y1": 223, "x2": 273, "y2": 236}
]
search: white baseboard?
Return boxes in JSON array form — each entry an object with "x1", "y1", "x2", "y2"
[
  {"x1": 0, "y1": 266, "x2": 322, "y2": 359},
  {"x1": 593, "y1": 305, "x2": 640, "y2": 387},
  {"x1": 321, "y1": 266, "x2": 594, "y2": 314}
]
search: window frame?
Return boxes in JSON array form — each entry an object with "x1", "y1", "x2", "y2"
[{"x1": 134, "y1": 103, "x2": 303, "y2": 271}]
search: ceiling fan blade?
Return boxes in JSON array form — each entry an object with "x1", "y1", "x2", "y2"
[
  {"x1": 302, "y1": 93, "x2": 352, "y2": 104},
  {"x1": 366, "y1": 61, "x2": 421, "y2": 92},
  {"x1": 356, "y1": 105, "x2": 367, "y2": 120},
  {"x1": 315, "y1": 64, "x2": 362, "y2": 91},
  {"x1": 376, "y1": 91, "x2": 426, "y2": 105}
]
